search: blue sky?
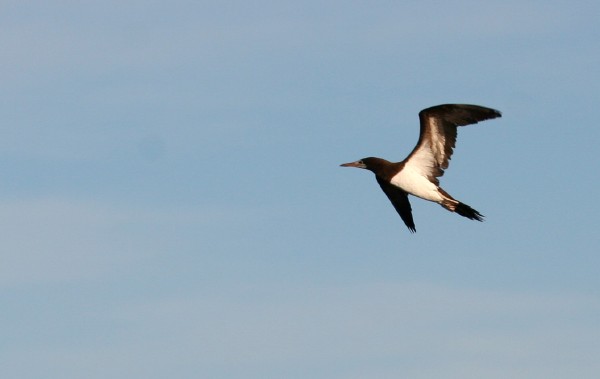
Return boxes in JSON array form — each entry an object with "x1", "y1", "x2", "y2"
[{"x1": 1, "y1": 1, "x2": 599, "y2": 378}]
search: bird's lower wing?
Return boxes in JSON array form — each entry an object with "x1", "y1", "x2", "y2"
[{"x1": 376, "y1": 176, "x2": 416, "y2": 233}]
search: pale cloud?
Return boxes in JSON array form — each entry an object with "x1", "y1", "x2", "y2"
[
  {"x1": 0, "y1": 197, "x2": 226, "y2": 285},
  {"x1": 78, "y1": 282, "x2": 599, "y2": 379},
  {"x1": 0, "y1": 198, "x2": 143, "y2": 284},
  {"x1": 0, "y1": 195, "x2": 280, "y2": 285}
]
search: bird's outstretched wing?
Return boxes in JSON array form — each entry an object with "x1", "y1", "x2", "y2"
[
  {"x1": 376, "y1": 176, "x2": 416, "y2": 232},
  {"x1": 404, "y1": 104, "x2": 501, "y2": 184}
]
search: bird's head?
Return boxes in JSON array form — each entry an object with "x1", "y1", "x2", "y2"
[{"x1": 340, "y1": 157, "x2": 388, "y2": 172}]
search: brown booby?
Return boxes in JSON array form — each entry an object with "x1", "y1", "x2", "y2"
[{"x1": 340, "y1": 103, "x2": 501, "y2": 232}]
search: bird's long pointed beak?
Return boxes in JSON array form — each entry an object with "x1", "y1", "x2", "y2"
[{"x1": 340, "y1": 161, "x2": 365, "y2": 168}]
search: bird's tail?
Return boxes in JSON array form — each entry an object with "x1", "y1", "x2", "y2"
[
  {"x1": 440, "y1": 197, "x2": 484, "y2": 222},
  {"x1": 454, "y1": 201, "x2": 484, "y2": 221}
]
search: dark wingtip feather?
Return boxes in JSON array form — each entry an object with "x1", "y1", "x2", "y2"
[{"x1": 420, "y1": 104, "x2": 502, "y2": 126}]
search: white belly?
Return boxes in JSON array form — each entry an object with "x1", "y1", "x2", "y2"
[{"x1": 390, "y1": 167, "x2": 444, "y2": 203}]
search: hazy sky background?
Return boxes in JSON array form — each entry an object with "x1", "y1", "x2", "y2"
[{"x1": 1, "y1": 1, "x2": 599, "y2": 378}]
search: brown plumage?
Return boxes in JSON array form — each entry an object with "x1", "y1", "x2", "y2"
[{"x1": 341, "y1": 104, "x2": 501, "y2": 232}]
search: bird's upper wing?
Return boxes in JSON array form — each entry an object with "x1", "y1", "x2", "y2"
[
  {"x1": 404, "y1": 104, "x2": 501, "y2": 184},
  {"x1": 376, "y1": 176, "x2": 416, "y2": 232}
]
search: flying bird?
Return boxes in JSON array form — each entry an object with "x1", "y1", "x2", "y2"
[{"x1": 340, "y1": 103, "x2": 501, "y2": 232}]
